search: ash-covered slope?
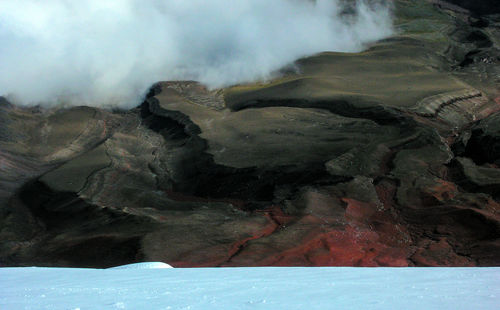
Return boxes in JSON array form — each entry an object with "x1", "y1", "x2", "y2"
[{"x1": 1, "y1": 0, "x2": 500, "y2": 267}]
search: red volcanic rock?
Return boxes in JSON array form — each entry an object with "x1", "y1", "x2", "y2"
[
  {"x1": 265, "y1": 227, "x2": 409, "y2": 267},
  {"x1": 423, "y1": 180, "x2": 458, "y2": 204},
  {"x1": 213, "y1": 186, "x2": 412, "y2": 267}
]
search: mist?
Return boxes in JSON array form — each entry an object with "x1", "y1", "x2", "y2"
[{"x1": 0, "y1": 0, "x2": 393, "y2": 108}]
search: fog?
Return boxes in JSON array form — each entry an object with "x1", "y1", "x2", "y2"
[{"x1": 0, "y1": 0, "x2": 393, "y2": 108}]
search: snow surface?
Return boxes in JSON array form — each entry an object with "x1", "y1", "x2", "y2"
[
  {"x1": 1, "y1": 266, "x2": 499, "y2": 310},
  {"x1": 109, "y1": 262, "x2": 173, "y2": 270}
]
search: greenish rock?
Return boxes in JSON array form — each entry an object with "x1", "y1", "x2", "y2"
[{"x1": 40, "y1": 144, "x2": 110, "y2": 193}]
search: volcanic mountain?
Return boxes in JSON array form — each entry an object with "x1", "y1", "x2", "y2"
[{"x1": 1, "y1": 0, "x2": 500, "y2": 267}]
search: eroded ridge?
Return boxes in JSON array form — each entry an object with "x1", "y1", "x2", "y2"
[
  {"x1": 162, "y1": 81, "x2": 225, "y2": 110},
  {"x1": 413, "y1": 88, "x2": 488, "y2": 117},
  {"x1": 410, "y1": 88, "x2": 488, "y2": 124}
]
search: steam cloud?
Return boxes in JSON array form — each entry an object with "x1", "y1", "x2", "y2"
[{"x1": 0, "y1": 0, "x2": 393, "y2": 108}]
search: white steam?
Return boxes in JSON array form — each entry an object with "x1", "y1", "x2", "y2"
[{"x1": 0, "y1": 0, "x2": 393, "y2": 108}]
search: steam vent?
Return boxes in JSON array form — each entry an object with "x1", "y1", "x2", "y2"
[{"x1": 1, "y1": 0, "x2": 500, "y2": 268}]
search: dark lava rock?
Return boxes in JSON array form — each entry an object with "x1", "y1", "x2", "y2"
[
  {"x1": 1, "y1": 0, "x2": 500, "y2": 267},
  {"x1": 464, "y1": 112, "x2": 500, "y2": 165},
  {"x1": 444, "y1": 0, "x2": 500, "y2": 16}
]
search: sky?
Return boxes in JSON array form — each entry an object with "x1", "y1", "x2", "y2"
[
  {"x1": 1, "y1": 264, "x2": 499, "y2": 309},
  {"x1": 0, "y1": 0, "x2": 393, "y2": 108}
]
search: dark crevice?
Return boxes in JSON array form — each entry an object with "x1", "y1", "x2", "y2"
[
  {"x1": 469, "y1": 17, "x2": 490, "y2": 28},
  {"x1": 464, "y1": 128, "x2": 500, "y2": 165},
  {"x1": 445, "y1": 0, "x2": 500, "y2": 16},
  {"x1": 458, "y1": 49, "x2": 481, "y2": 67},
  {"x1": 140, "y1": 98, "x2": 190, "y2": 140},
  {"x1": 49, "y1": 236, "x2": 144, "y2": 269},
  {"x1": 227, "y1": 98, "x2": 413, "y2": 127},
  {"x1": 139, "y1": 92, "x2": 350, "y2": 208},
  {"x1": 464, "y1": 30, "x2": 493, "y2": 48},
  {"x1": 11, "y1": 180, "x2": 153, "y2": 268},
  {"x1": 192, "y1": 163, "x2": 347, "y2": 211}
]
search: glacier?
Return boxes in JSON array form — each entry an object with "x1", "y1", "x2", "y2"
[{"x1": 1, "y1": 265, "x2": 499, "y2": 309}]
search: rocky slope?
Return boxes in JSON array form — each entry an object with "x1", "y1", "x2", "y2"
[{"x1": 1, "y1": 0, "x2": 500, "y2": 267}]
